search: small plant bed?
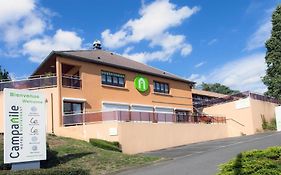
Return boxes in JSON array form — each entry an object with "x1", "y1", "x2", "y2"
[
  {"x1": 261, "y1": 115, "x2": 277, "y2": 131},
  {"x1": 0, "y1": 135, "x2": 159, "y2": 175},
  {"x1": 217, "y1": 146, "x2": 281, "y2": 175}
]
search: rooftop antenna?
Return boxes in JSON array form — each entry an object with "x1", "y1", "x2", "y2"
[{"x1": 93, "y1": 40, "x2": 102, "y2": 50}]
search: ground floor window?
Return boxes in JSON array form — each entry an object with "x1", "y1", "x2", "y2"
[
  {"x1": 175, "y1": 110, "x2": 190, "y2": 122},
  {"x1": 63, "y1": 101, "x2": 83, "y2": 114}
]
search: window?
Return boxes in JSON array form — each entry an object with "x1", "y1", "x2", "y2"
[
  {"x1": 154, "y1": 81, "x2": 169, "y2": 94},
  {"x1": 101, "y1": 71, "x2": 125, "y2": 87},
  {"x1": 63, "y1": 101, "x2": 83, "y2": 115},
  {"x1": 175, "y1": 110, "x2": 190, "y2": 122}
]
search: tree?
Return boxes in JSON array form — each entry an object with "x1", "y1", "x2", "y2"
[
  {"x1": 0, "y1": 66, "x2": 10, "y2": 81},
  {"x1": 262, "y1": 5, "x2": 281, "y2": 100},
  {"x1": 199, "y1": 82, "x2": 239, "y2": 95}
]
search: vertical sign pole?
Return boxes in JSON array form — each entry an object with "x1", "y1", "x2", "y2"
[
  {"x1": 12, "y1": 161, "x2": 40, "y2": 170},
  {"x1": 275, "y1": 106, "x2": 281, "y2": 132}
]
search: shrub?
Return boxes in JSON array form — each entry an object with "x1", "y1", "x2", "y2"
[
  {"x1": 261, "y1": 115, "x2": 277, "y2": 131},
  {"x1": 217, "y1": 147, "x2": 281, "y2": 175},
  {"x1": 89, "y1": 139, "x2": 121, "y2": 152},
  {"x1": 0, "y1": 167, "x2": 89, "y2": 175}
]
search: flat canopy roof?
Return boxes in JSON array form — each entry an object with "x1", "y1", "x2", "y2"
[
  {"x1": 192, "y1": 89, "x2": 227, "y2": 98},
  {"x1": 32, "y1": 49, "x2": 195, "y2": 85}
]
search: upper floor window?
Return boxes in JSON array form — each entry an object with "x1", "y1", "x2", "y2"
[
  {"x1": 154, "y1": 81, "x2": 169, "y2": 94},
  {"x1": 101, "y1": 71, "x2": 125, "y2": 87}
]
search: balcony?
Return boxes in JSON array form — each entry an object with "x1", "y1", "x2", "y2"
[
  {"x1": 0, "y1": 74, "x2": 82, "y2": 91},
  {"x1": 62, "y1": 75, "x2": 82, "y2": 89},
  {"x1": 0, "y1": 74, "x2": 57, "y2": 91},
  {"x1": 63, "y1": 111, "x2": 226, "y2": 126}
]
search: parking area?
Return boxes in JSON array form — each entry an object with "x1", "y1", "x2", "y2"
[{"x1": 117, "y1": 131, "x2": 281, "y2": 175}]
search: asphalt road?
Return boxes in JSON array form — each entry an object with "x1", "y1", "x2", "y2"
[{"x1": 116, "y1": 131, "x2": 281, "y2": 175}]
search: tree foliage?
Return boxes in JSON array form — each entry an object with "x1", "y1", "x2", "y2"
[
  {"x1": 0, "y1": 66, "x2": 10, "y2": 81},
  {"x1": 262, "y1": 5, "x2": 281, "y2": 100},
  {"x1": 200, "y1": 82, "x2": 239, "y2": 95}
]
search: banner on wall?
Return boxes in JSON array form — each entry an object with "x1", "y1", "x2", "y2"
[{"x1": 3, "y1": 88, "x2": 46, "y2": 164}]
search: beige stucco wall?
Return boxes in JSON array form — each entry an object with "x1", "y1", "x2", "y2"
[
  {"x1": 118, "y1": 122, "x2": 228, "y2": 154},
  {"x1": 203, "y1": 98, "x2": 254, "y2": 137},
  {"x1": 57, "y1": 56, "x2": 193, "y2": 113},
  {"x1": 54, "y1": 122, "x2": 119, "y2": 141},
  {"x1": 250, "y1": 98, "x2": 278, "y2": 132},
  {"x1": 203, "y1": 97, "x2": 279, "y2": 137}
]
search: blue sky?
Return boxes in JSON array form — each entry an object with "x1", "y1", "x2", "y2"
[{"x1": 0, "y1": 0, "x2": 280, "y2": 93}]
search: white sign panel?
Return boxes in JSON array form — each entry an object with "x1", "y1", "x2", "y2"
[
  {"x1": 109, "y1": 128, "x2": 118, "y2": 136},
  {"x1": 235, "y1": 97, "x2": 250, "y2": 109},
  {"x1": 3, "y1": 89, "x2": 46, "y2": 164},
  {"x1": 275, "y1": 106, "x2": 281, "y2": 132}
]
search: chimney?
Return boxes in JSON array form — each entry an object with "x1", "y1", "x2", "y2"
[{"x1": 93, "y1": 40, "x2": 102, "y2": 50}]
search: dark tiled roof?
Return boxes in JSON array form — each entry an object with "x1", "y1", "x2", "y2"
[{"x1": 36, "y1": 49, "x2": 195, "y2": 84}]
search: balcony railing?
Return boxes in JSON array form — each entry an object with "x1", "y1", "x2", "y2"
[
  {"x1": 63, "y1": 111, "x2": 226, "y2": 126},
  {"x1": 0, "y1": 75, "x2": 57, "y2": 91},
  {"x1": 0, "y1": 74, "x2": 83, "y2": 91},
  {"x1": 62, "y1": 75, "x2": 82, "y2": 89}
]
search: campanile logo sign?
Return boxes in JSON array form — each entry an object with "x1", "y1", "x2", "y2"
[
  {"x1": 134, "y1": 75, "x2": 149, "y2": 92},
  {"x1": 3, "y1": 89, "x2": 46, "y2": 164}
]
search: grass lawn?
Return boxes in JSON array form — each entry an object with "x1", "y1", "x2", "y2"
[{"x1": 0, "y1": 134, "x2": 160, "y2": 175}]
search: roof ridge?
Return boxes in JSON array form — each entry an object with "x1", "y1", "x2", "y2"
[
  {"x1": 55, "y1": 49, "x2": 195, "y2": 84},
  {"x1": 97, "y1": 50, "x2": 189, "y2": 80}
]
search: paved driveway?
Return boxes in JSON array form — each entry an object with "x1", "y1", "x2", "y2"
[{"x1": 116, "y1": 131, "x2": 281, "y2": 175}]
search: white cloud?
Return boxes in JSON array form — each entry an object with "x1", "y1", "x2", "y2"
[
  {"x1": 207, "y1": 38, "x2": 218, "y2": 45},
  {"x1": 245, "y1": 8, "x2": 274, "y2": 51},
  {"x1": 188, "y1": 74, "x2": 206, "y2": 84},
  {"x1": 123, "y1": 50, "x2": 171, "y2": 63},
  {"x1": 188, "y1": 53, "x2": 267, "y2": 93},
  {"x1": 101, "y1": 0, "x2": 199, "y2": 63},
  {"x1": 0, "y1": 0, "x2": 48, "y2": 46},
  {"x1": 0, "y1": 0, "x2": 84, "y2": 63},
  {"x1": 194, "y1": 61, "x2": 206, "y2": 68},
  {"x1": 0, "y1": 0, "x2": 34, "y2": 25},
  {"x1": 23, "y1": 29, "x2": 83, "y2": 62},
  {"x1": 245, "y1": 21, "x2": 271, "y2": 51}
]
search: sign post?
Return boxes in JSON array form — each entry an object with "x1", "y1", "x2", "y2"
[{"x1": 3, "y1": 88, "x2": 46, "y2": 170}]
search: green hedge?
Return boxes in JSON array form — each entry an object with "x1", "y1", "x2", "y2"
[
  {"x1": 218, "y1": 146, "x2": 281, "y2": 175},
  {"x1": 89, "y1": 139, "x2": 121, "y2": 152},
  {"x1": 0, "y1": 167, "x2": 89, "y2": 175}
]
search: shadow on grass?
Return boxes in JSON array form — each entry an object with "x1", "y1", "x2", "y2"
[
  {"x1": 233, "y1": 153, "x2": 243, "y2": 175},
  {"x1": 41, "y1": 144, "x2": 94, "y2": 168}
]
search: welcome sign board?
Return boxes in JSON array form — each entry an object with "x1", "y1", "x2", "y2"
[{"x1": 3, "y1": 89, "x2": 46, "y2": 164}]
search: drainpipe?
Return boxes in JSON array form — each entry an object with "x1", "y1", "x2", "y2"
[
  {"x1": 51, "y1": 93, "x2": 54, "y2": 134},
  {"x1": 129, "y1": 105, "x2": 132, "y2": 122}
]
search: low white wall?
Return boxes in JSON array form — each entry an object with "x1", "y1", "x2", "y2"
[{"x1": 276, "y1": 106, "x2": 281, "y2": 131}]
